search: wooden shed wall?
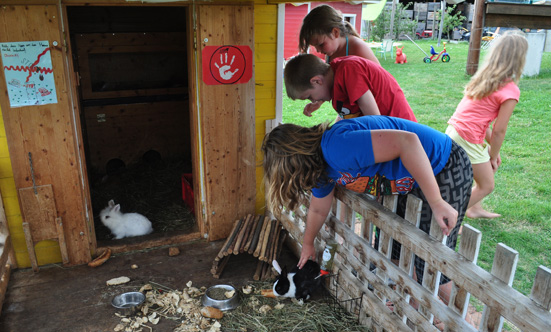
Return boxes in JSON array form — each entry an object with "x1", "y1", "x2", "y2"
[{"x1": 0, "y1": 0, "x2": 279, "y2": 268}]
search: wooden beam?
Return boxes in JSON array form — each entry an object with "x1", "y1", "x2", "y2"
[
  {"x1": 485, "y1": 15, "x2": 551, "y2": 30},
  {"x1": 486, "y1": 3, "x2": 551, "y2": 17},
  {"x1": 485, "y1": 3, "x2": 551, "y2": 30}
]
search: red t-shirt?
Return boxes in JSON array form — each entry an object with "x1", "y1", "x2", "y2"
[{"x1": 330, "y1": 56, "x2": 417, "y2": 122}]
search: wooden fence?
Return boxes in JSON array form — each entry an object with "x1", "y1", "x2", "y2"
[{"x1": 274, "y1": 186, "x2": 551, "y2": 332}]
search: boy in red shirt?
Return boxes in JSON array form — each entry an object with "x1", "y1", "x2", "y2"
[{"x1": 284, "y1": 54, "x2": 417, "y2": 122}]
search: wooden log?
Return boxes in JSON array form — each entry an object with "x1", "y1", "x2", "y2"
[
  {"x1": 233, "y1": 214, "x2": 253, "y2": 255},
  {"x1": 260, "y1": 219, "x2": 276, "y2": 262},
  {"x1": 239, "y1": 214, "x2": 256, "y2": 253},
  {"x1": 259, "y1": 218, "x2": 274, "y2": 261},
  {"x1": 253, "y1": 216, "x2": 270, "y2": 257},
  {"x1": 253, "y1": 259, "x2": 264, "y2": 281},
  {"x1": 244, "y1": 215, "x2": 262, "y2": 253},
  {"x1": 272, "y1": 230, "x2": 287, "y2": 264},
  {"x1": 265, "y1": 220, "x2": 281, "y2": 263},
  {"x1": 212, "y1": 255, "x2": 231, "y2": 279},
  {"x1": 261, "y1": 259, "x2": 272, "y2": 280},
  {"x1": 248, "y1": 215, "x2": 265, "y2": 254},
  {"x1": 227, "y1": 218, "x2": 247, "y2": 255},
  {"x1": 217, "y1": 218, "x2": 243, "y2": 259}
]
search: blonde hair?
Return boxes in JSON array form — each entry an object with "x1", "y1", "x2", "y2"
[
  {"x1": 465, "y1": 30, "x2": 528, "y2": 100},
  {"x1": 299, "y1": 4, "x2": 360, "y2": 54},
  {"x1": 284, "y1": 54, "x2": 330, "y2": 100},
  {"x1": 261, "y1": 123, "x2": 331, "y2": 215}
]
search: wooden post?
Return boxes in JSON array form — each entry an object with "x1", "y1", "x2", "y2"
[{"x1": 466, "y1": 0, "x2": 486, "y2": 75}]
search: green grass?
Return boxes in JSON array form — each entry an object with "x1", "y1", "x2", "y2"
[{"x1": 282, "y1": 39, "x2": 551, "y2": 296}]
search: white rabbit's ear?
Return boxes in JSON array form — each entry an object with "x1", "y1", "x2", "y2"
[
  {"x1": 113, "y1": 204, "x2": 121, "y2": 213},
  {"x1": 108, "y1": 200, "x2": 115, "y2": 207},
  {"x1": 272, "y1": 260, "x2": 282, "y2": 274}
]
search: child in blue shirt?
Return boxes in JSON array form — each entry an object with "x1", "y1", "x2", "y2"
[{"x1": 262, "y1": 116, "x2": 472, "y2": 298}]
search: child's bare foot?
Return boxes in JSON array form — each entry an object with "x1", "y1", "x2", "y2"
[
  {"x1": 466, "y1": 202, "x2": 501, "y2": 219},
  {"x1": 466, "y1": 207, "x2": 501, "y2": 219}
]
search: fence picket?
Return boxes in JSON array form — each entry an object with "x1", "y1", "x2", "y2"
[
  {"x1": 530, "y1": 265, "x2": 551, "y2": 311},
  {"x1": 480, "y1": 243, "x2": 518, "y2": 332},
  {"x1": 448, "y1": 224, "x2": 481, "y2": 326}
]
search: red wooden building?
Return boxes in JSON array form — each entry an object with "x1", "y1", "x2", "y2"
[{"x1": 284, "y1": 2, "x2": 364, "y2": 60}]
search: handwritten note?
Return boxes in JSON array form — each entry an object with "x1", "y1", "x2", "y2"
[{"x1": 1, "y1": 40, "x2": 57, "y2": 107}]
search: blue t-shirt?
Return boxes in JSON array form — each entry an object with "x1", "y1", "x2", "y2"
[{"x1": 312, "y1": 116, "x2": 452, "y2": 198}]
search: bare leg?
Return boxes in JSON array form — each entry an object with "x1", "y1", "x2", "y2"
[{"x1": 466, "y1": 162, "x2": 501, "y2": 219}]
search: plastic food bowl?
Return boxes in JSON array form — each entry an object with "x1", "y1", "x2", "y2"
[
  {"x1": 111, "y1": 291, "x2": 146, "y2": 316},
  {"x1": 201, "y1": 284, "x2": 240, "y2": 311}
]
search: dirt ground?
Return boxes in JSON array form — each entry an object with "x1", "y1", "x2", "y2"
[{"x1": 0, "y1": 239, "x2": 298, "y2": 332}]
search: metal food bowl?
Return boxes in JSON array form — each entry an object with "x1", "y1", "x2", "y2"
[
  {"x1": 201, "y1": 284, "x2": 240, "y2": 311},
  {"x1": 111, "y1": 291, "x2": 145, "y2": 316}
]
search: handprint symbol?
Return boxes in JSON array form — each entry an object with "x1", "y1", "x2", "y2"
[
  {"x1": 203, "y1": 45, "x2": 251, "y2": 85},
  {"x1": 214, "y1": 52, "x2": 239, "y2": 81}
]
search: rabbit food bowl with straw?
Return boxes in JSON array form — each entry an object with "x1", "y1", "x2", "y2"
[
  {"x1": 202, "y1": 284, "x2": 240, "y2": 311},
  {"x1": 112, "y1": 291, "x2": 145, "y2": 316}
]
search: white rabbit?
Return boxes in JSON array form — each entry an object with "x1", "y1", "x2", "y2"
[{"x1": 99, "y1": 200, "x2": 153, "y2": 239}]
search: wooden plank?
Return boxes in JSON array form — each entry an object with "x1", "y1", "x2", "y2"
[
  {"x1": 449, "y1": 224, "x2": 481, "y2": 321},
  {"x1": 374, "y1": 195, "x2": 397, "y2": 303},
  {"x1": 398, "y1": 194, "x2": 422, "y2": 325},
  {"x1": 18, "y1": 185, "x2": 58, "y2": 241},
  {"x1": 0, "y1": 4, "x2": 91, "y2": 265},
  {"x1": 530, "y1": 266, "x2": 551, "y2": 311},
  {"x1": 22, "y1": 223, "x2": 39, "y2": 272},
  {"x1": 485, "y1": 15, "x2": 551, "y2": 30},
  {"x1": 96, "y1": 231, "x2": 201, "y2": 255},
  {"x1": 419, "y1": 215, "x2": 447, "y2": 324},
  {"x1": 480, "y1": 243, "x2": 518, "y2": 332},
  {"x1": 197, "y1": 4, "x2": 256, "y2": 241},
  {"x1": 485, "y1": 3, "x2": 551, "y2": 17}
]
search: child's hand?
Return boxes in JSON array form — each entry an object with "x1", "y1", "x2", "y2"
[
  {"x1": 298, "y1": 243, "x2": 316, "y2": 269},
  {"x1": 430, "y1": 199, "x2": 458, "y2": 236},
  {"x1": 303, "y1": 101, "x2": 323, "y2": 117}
]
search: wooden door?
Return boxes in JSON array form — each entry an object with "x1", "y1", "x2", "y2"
[
  {"x1": 0, "y1": 5, "x2": 91, "y2": 265},
  {"x1": 196, "y1": 5, "x2": 256, "y2": 241}
]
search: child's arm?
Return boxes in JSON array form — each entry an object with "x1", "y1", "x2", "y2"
[
  {"x1": 298, "y1": 189, "x2": 335, "y2": 269},
  {"x1": 356, "y1": 90, "x2": 381, "y2": 116},
  {"x1": 371, "y1": 130, "x2": 458, "y2": 235},
  {"x1": 489, "y1": 99, "x2": 516, "y2": 169}
]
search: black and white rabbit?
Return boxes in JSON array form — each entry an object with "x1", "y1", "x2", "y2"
[
  {"x1": 272, "y1": 259, "x2": 322, "y2": 300},
  {"x1": 99, "y1": 200, "x2": 153, "y2": 239}
]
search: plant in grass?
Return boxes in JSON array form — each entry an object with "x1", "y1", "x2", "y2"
[
  {"x1": 437, "y1": 4, "x2": 466, "y2": 39},
  {"x1": 372, "y1": 3, "x2": 418, "y2": 41}
]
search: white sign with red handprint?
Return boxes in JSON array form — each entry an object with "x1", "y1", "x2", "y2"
[{"x1": 202, "y1": 45, "x2": 252, "y2": 85}]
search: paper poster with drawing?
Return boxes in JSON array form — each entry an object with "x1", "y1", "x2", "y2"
[{"x1": 1, "y1": 40, "x2": 58, "y2": 107}]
